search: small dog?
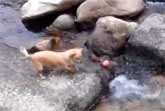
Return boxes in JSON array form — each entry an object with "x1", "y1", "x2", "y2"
[
  {"x1": 30, "y1": 37, "x2": 61, "y2": 53},
  {"x1": 20, "y1": 47, "x2": 83, "y2": 78},
  {"x1": 35, "y1": 37, "x2": 60, "y2": 51}
]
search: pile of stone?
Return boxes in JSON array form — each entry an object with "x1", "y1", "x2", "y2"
[{"x1": 21, "y1": 0, "x2": 146, "y2": 57}]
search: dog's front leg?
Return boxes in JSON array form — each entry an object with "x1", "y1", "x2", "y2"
[
  {"x1": 37, "y1": 71, "x2": 46, "y2": 79},
  {"x1": 65, "y1": 64, "x2": 76, "y2": 74},
  {"x1": 32, "y1": 61, "x2": 45, "y2": 79}
]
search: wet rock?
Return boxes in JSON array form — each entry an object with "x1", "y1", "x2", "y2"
[
  {"x1": 128, "y1": 14, "x2": 165, "y2": 62},
  {"x1": 76, "y1": 0, "x2": 145, "y2": 22},
  {"x1": 0, "y1": 42, "x2": 102, "y2": 111},
  {"x1": 85, "y1": 16, "x2": 138, "y2": 57},
  {"x1": 21, "y1": 0, "x2": 84, "y2": 19},
  {"x1": 47, "y1": 14, "x2": 75, "y2": 31},
  {"x1": 0, "y1": 5, "x2": 40, "y2": 49},
  {"x1": 0, "y1": 0, "x2": 27, "y2": 10}
]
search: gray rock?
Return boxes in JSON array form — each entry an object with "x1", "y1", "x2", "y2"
[
  {"x1": 0, "y1": 42, "x2": 102, "y2": 111},
  {"x1": 76, "y1": 0, "x2": 145, "y2": 22},
  {"x1": 96, "y1": 16, "x2": 138, "y2": 40},
  {"x1": 0, "y1": 0, "x2": 27, "y2": 10},
  {"x1": 47, "y1": 14, "x2": 75, "y2": 31},
  {"x1": 128, "y1": 14, "x2": 165, "y2": 62},
  {"x1": 0, "y1": 5, "x2": 40, "y2": 49},
  {"x1": 21, "y1": 0, "x2": 84, "y2": 19},
  {"x1": 85, "y1": 16, "x2": 138, "y2": 57}
]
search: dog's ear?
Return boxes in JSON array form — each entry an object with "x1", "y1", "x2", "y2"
[
  {"x1": 69, "y1": 53, "x2": 76, "y2": 60},
  {"x1": 50, "y1": 37, "x2": 60, "y2": 50},
  {"x1": 54, "y1": 37, "x2": 60, "y2": 44}
]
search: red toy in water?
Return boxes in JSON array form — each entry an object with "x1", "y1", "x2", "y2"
[
  {"x1": 100, "y1": 59, "x2": 118, "y2": 70},
  {"x1": 101, "y1": 60, "x2": 110, "y2": 67},
  {"x1": 90, "y1": 54, "x2": 118, "y2": 70}
]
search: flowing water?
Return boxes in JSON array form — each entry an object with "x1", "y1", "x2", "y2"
[{"x1": 109, "y1": 75, "x2": 161, "y2": 100}]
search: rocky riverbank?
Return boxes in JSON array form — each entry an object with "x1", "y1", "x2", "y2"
[{"x1": 0, "y1": 0, "x2": 165, "y2": 111}]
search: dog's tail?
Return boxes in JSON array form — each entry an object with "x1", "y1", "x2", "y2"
[{"x1": 20, "y1": 46, "x2": 31, "y2": 58}]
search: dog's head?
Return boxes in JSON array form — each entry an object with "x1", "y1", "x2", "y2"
[{"x1": 68, "y1": 48, "x2": 83, "y2": 60}]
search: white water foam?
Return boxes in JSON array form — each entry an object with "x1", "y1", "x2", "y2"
[{"x1": 109, "y1": 75, "x2": 161, "y2": 100}]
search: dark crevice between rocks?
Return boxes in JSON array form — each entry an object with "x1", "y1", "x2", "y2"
[
  {"x1": 125, "y1": 7, "x2": 148, "y2": 23},
  {"x1": 22, "y1": 5, "x2": 83, "y2": 32},
  {"x1": 74, "y1": 18, "x2": 97, "y2": 32},
  {"x1": 22, "y1": 12, "x2": 59, "y2": 32}
]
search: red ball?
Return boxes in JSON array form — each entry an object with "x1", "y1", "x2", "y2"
[
  {"x1": 102, "y1": 60, "x2": 110, "y2": 66},
  {"x1": 101, "y1": 60, "x2": 111, "y2": 69}
]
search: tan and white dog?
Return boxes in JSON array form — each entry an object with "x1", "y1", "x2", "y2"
[
  {"x1": 20, "y1": 47, "x2": 83, "y2": 78},
  {"x1": 35, "y1": 37, "x2": 61, "y2": 51}
]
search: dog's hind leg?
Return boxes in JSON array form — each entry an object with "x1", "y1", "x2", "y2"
[{"x1": 32, "y1": 61, "x2": 44, "y2": 78}]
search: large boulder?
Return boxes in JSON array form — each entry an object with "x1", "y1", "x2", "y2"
[
  {"x1": 85, "y1": 16, "x2": 138, "y2": 57},
  {"x1": 47, "y1": 14, "x2": 75, "y2": 32},
  {"x1": 21, "y1": 0, "x2": 84, "y2": 19},
  {"x1": 128, "y1": 14, "x2": 165, "y2": 62},
  {"x1": 96, "y1": 16, "x2": 138, "y2": 39},
  {"x1": 76, "y1": 0, "x2": 145, "y2": 22}
]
